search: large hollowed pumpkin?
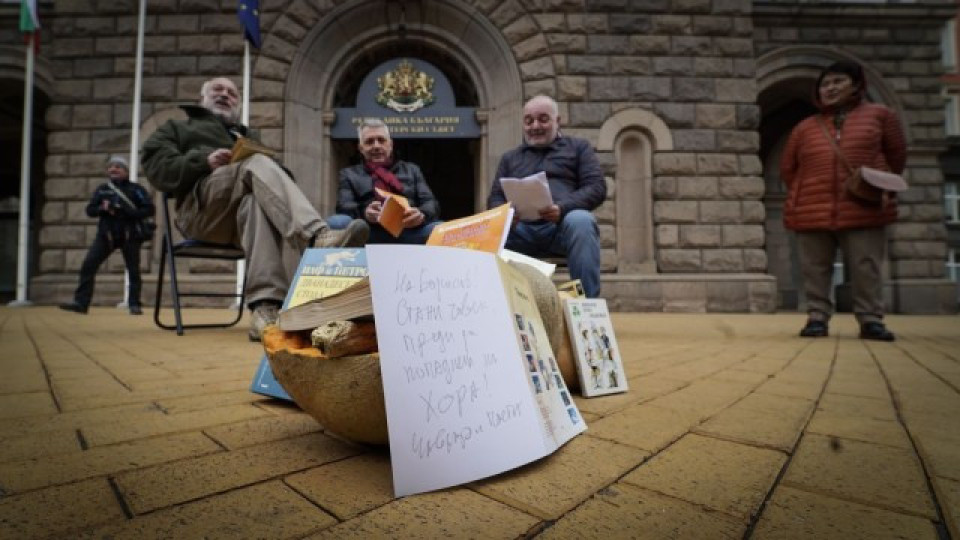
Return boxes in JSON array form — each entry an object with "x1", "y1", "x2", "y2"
[{"x1": 262, "y1": 325, "x2": 388, "y2": 445}]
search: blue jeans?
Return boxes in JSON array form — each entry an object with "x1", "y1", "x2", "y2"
[
  {"x1": 327, "y1": 214, "x2": 439, "y2": 245},
  {"x1": 505, "y1": 209, "x2": 601, "y2": 297}
]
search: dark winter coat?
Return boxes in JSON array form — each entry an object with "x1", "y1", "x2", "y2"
[
  {"x1": 86, "y1": 178, "x2": 155, "y2": 247},
  {"x1": 337, "y1": 160, "x2": 440, "y2": 222}
]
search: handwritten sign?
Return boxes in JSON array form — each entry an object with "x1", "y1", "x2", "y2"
[{"x1": 366, "y1": 245, "x2": 583, "y2": 496}]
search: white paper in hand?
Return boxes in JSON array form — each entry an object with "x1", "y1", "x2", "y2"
[{"x1": 500, "y1": 171, "x2": 552, "y2": 221}]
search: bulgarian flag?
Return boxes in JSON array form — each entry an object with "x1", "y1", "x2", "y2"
[{"x1": 20, "y1": 0, "x2": 40, "y2": 47}]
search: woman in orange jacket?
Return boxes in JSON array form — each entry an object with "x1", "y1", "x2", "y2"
[{"x1": 780, "y1": 60, "x2": 907, "y2": 341}]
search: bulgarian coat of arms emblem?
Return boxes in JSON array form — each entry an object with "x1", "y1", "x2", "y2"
[{"x1": 376, "y1": 59, "x2": 436, "y2": 113}]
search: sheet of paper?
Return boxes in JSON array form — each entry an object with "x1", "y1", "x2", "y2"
[
  {"x1": 499, "y1": 171, "x2": 552, "y2": 221},
  {"x1": 366, "y1": 245, "x2": 549, "y2": 497},
  {"x1": 499, "y1": 248, "x2": 556, "y2": 277}
]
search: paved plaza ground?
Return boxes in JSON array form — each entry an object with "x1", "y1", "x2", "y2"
[{"x1": 0, "y1": 306, "x2": 957, "y2": 538}]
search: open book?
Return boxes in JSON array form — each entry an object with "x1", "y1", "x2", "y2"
[
  {"x1": 499, "y1": 171, "x2": 552, "y2": 221},
  {"x1": 230, "y1": 136, "x2": 277, "y2": 163},
  {"x1": 250, "y1": 248, "x2": 368, "y2": 399},
  {"x1": 276, "y1": 277, "x2": 372, "y2": 332},
  {"x1": 426, "y1": 203, "x2": 513, "y2": 253},
  {"x1": 375, "y1": 187, "x2": 409, "y2": 238},
  {"x1": 366, "y1": 245, "x2": 585, "y2": 496},
  {"x1": 562, "y1": 298, "x2": 628, "y2": 397}
]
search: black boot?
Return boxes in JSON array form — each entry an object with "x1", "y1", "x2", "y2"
[
  {"x1": 860, "y1": 322, "x2": 895, "y2": 342},
  {"x1": 59, "y1": 302, "x2": 88, "y2": 314},
  {"x1": 799, "y1": 320, "x2": 828, "y2": 337}
]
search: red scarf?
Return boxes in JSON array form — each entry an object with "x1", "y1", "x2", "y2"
[{"x1": 365, "y1": 160, "x2": 404, "y2": 200}]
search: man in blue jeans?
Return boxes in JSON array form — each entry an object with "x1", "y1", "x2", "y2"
[
  {"x1": 329, "y1": 118, "x2": 440, "y2": 243},
  {"x1": 487, "y1": 95, "x2": 606, "y2": 297}
]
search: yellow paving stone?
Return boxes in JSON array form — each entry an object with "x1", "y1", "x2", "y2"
[
  {"x1": 0, "y1": 392, "x2": 57, "y2": 420},
  {"x1": 0, "y1": 402, "x2": 164, "y2": 439},
  {"x1": 285, "y1": 452, "x2": 394, "y2": 520},
  {"x1": 731, "y1": 391, "x2": 814, "y2": 417},
  {"x1": 204, "y1": 411, "x2": 323, "y2": 449},
  {"x1": 933, "y1": 476, "x2": 960, "y2": 539},
  {"x1": 912, "y1": 427, "x2": 960, "y2": 481},
  {"x1": 154, "y1": 389, "x2": 268, "y2": 414},
  {"x1": 783, "y1": 433, "x2": 936, "y2": 518},
  {"x1": 539, "y1": 483, "x2": 744, "y2": 539},
  {"x1": 115, "y1": 432, "x2": 361, "y2": 514},
  {"x1": 817, "y1": 392, "x2": 898, "y2": 422},
  {"x1": 752, "y1": 485, "x2": 938, "y2": 539},
  {"x1": 647, "y1": 379, "x2": 755, "y2": 422},
  {"x1": 735, "y1": 354, "x2": 793, "y2": 375},
  {"x1": 621, "y1": 433, "x2": 786, "y2": 522},
  {"x1": 709, "y1": 368, "x2": 771, "y2": 385},
  {"x1": 0, "y1": 478, "x2": 126, "y2": 539},
  {"x1": 695, "y1": 395, "x2": 812, "y2": 451},
  {"x1": 81, "y1": 403, "x2": 270, "y2": 446},
  {"x1": 472, "y1": 435, "x2": 647, "y2": 519},
  {"x1": 0, "y1": 429, "x2": 81, "y2": 463},
  {"x1": 823, "y1": 372, "x2": 891, "y2": 399},
  {"x1": 0, "y1": 431, "x2": 221, "y2": 493},
  {"x1": 79, "y1": 481, "x2": 337, "y2": 539},
  {"x1": 306, "y1": 487, "x2": 539, "y2": 539},
  {"x1": 571, "y1": 387, "x2": 644, "y2": 416},
  {"x1": 56, "y1": 379, "x2": 252, "y2": 411},
  {"x1": 806, "y1": 409, "x2": 912, "y2": 449},
  {"x1": 754, "y1": 375, "x2": 825, "y2": 401},
  {"x1": 588, "y1": 403, "x2": 697, "y2": 452},
  {"x1": 254, "y1": 399, "x2": 305, "y2": 416}
]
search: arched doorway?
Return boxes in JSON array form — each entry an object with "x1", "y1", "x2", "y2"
[{"x1": 281, "y1": 0, "x2": 524, "y2": 218}]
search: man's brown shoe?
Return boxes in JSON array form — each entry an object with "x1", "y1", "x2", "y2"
[
  {"x1": 312, "y1": 219, "x2": 369, "y2": 248},
  {"x1": 249, "y1": 302, "x2": 280, "y2": 342}
]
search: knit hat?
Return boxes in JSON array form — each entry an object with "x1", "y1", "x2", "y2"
[{"x1": 106, "y1": 155, "x2": 129, "y2": 171}]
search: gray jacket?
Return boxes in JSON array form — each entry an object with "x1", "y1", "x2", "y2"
[
  {"x1": 337, "y1": 160, "x2": 440, "y2": 222},
  {"x1": 487, "y1": 136, "x2": 606, "y2": 217}
]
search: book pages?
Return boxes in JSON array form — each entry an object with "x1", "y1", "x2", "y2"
[{"x1": 499, "y1": 171, "x2": 551, "y2": 221}]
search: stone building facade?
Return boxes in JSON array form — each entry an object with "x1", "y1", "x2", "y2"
[{"x1": 0, "y1": 0, "x2": 955, "y2": 313}]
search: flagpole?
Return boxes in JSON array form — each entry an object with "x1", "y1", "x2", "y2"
[
  {"x1": 10, "y1": 32, "x2": 35, "y2": 307},
  {"x1": 116, "y1": 0, "x2": 147, "y2": 310},
  {"x1": 235, "y1": 40, "x2": 250, "y2": 306}
]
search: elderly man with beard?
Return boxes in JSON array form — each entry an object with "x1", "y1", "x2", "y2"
[
  {"x1": 142, "y1": 77, "x2": 369, "y2": 341},
  {"x1": 487, "y1": 95, "x2": 606, "y2": 297}
]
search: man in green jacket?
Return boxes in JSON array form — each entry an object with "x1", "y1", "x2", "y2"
[{"x1": 142, "y1": 77, "x2": 369, "y2": 341}]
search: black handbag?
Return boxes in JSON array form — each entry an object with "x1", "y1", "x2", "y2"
[{"x1": 107, "y1": 181, "x2": 156, "y2": 242}]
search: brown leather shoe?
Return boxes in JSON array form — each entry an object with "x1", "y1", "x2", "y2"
[{"x1": 312, "y1": 219, "x2": 370, "y2": 248}]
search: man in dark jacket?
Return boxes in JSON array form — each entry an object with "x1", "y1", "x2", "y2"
[
  {"x1": 487, "y1": 95, "x2": 606, "y2": 297},
  {"x1": 141, "y1": 77, "x2": 369, "y2": 341},
  {"x1": 60, "y1": 156, "x2": 155, "y2": 315},
  {"x1": 331, "y1": 119, "x2": 440, "y2": 244}
]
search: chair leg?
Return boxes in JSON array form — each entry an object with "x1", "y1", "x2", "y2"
[
  {"x1": 153, "y1": 238, "x2": 167, "y2": 329},
  {"x1": 166, "y1": 236, "x2": 185, "y2": 336}
]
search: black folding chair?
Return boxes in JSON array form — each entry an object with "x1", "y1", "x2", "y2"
[{"x1": 153, "y1": 193, "x2": 246, "y2": 335}]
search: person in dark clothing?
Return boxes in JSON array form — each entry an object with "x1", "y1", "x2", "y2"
[
  {"x1": 60, "y1": 156, "x2": 155, "y2": 315},
  {"x1": 487, "y1": 95, "x2": 607, "y2": 297}
]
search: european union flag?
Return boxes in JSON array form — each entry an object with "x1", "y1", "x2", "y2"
[{"x1": 237, "y1": 0, "x2": 261, "y2": 49}]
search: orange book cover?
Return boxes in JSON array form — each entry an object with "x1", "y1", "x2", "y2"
[
  {"x1": 376, "y1": 187, "x2": 409, "y2": 237},
  {"x1": 426, "y1": 203, "x2": 514, "y2": 253}
]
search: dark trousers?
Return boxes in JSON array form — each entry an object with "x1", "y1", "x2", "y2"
[{"x1": 74, "y1": 234, "x2": 142, "y2": 308}]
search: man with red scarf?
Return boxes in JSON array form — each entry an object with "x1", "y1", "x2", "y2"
[{"x1": 330, "y1": 119, "x2": 440, "y2": 243}]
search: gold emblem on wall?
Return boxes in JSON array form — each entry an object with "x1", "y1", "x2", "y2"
[{"x1": 376, "y1": 59, "x2": 435, "y2": 113}]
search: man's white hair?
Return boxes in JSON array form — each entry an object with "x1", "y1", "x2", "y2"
[
  {"x1": 199, "y1": 78, "x2": 238, "y2": 98},
  {"x1": 357, "y1": 118, "x2": 391, "y2": 140},
  {"x1": 525, "y1": 95, "x2": 559, "y2": 117}
]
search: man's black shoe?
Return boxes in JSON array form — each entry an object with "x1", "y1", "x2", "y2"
[
  {"x1": 799, "y1": 320, "x2": 828, "y2": 338},
  {"x1": 129, "y1": 305, "x2": 143, "y2": 315},
  {"x1": 59, "y1": 302, "x2": 88, "y2": 314},
  {"x1": 860, "y1": 322, "x2": 895, "y2": 342}
]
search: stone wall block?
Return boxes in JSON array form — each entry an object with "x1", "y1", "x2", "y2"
[
  {"x1": 73, "y1": 58, "x2": 114, "y2": 78},
  {"x1": 57, "y1": 81, "x2": 94, "y2": 100},
  {"x1": 71, "y1": 154, "x2": 110, "y2": 176},
  {"x1": 694, "y1": 57, "x2": 733, "y2": 77},
  {"x1": 653, "y1": 176, "x2": 678, "y2": 198},
  {"x1": 711, "y1": 0, "x2": 750, "y2": 12},
  {"x1": 589, "y1": 77, "x2": 630, "y2": 101},
  {"x1": 651, "y1": 15, "x2": 691, "y2": 34},
  {"x1": 674, "y1": 78, "x2": 714, "y2": 101},
  {"x1": 696, "y1": 103, "x2": 736, "y2": 128},
  {"x1": 115, "y1": 56, "x2": 155, "y2": 76},
  {"x1": 258, "y1": 129, "x2": 283, "y2": 150},
  {"x1": 556, "y1": 76, "x2": 586, "y2": 100},
  {"x1": 673, "y1": 129, "x2": 716, "y2": 151},
  {"x1": 64, "y1": 249, "x2": 88, "y2": 272},
  {"x1": 66, "y1": 201, "x2": 89, "y2": 222},
  {"x1": 198, "y1": 13, "x2": 237, "y2": 33},
  {"x1": 253, "y1": 56, "x2": 290, "y2": 81},
  {"x1": 595, "y1": 200, "x2": 616, "y2": 222},
  {"x1": 254, "y1": 79, "x2": 285, "y2": 100},
  {"x1": 284, "y1": 0, "x2": 321, "y2": 26},
  {"x1": 53, "y1": 38, "x2": 94, "y2": 58},
  {"x1": 568, "y1": 55, "x2": 609, "y2": 75},
  {"x1": 680, "y1": 224, "x2": 721, "y2": 246},
  {"x1": 199, "y1": 55, "x2": 242, "y2": 75},
  {"x1": 569, "y1": 103, "x2": 611, "y2": 127},
  {"x1": 610, "y1": 56, "x2": 652, "y2": 75},
  {"x1": 722, "y1": 224, "x2": 764, "y2": 247},
  {"x1": 706, "y1": 281, "x2": 749, "y2": 312},
  {"x1": 520, "y1": 57, "x2": 555, "y2": 80},
  {"x1": 657, "y1": 224, "x2": 679, "y2": 247},
  {"x1": 700, "y1": 201, "x2": 741, "y2": 223},
  {"x1": 733, "y1": 59, "x2": 755, "y2": 78},
  {"x1": 659, "y1": 249, "x2": 702, "y2": 272},
  {"x1": 716, "y1": 78, "x2": 756, "y2": 102},
  {"x1": 717, "y1": 130, "x2": 759, "y2": 152},
  {"x1": 567, "y1": 14, "x2": 608, "y2": 33},
  {"x1": 588, "y1": 35, "x2": 633, "y2": 55},
  {"x1": 673, "y1": 0, "x2": 711, "y2": 13},
  {"x1": 599, "y1": 224, "x2": 616, "y2": 248},
  {"x1": 46, "y1": 155, "x2": 70, "y2": 177},
  {"x1": 889, "y1": 222, "x2": 946, "y2": 241},
  {"x1": 73, "y1": 16, "x2": 115, "y2": 35},
  {"x1": 176, "y1": 77, "x2": 212, "y2": 100},
  {"x1": 891, "y1": 260, "x2": 931, "y2": 279},
  {"x1": 653, "y1": 153, "x2": 697, "y2": 175},
  {"x1": 261, "y1": 36, "x2": 298, "y2": 62},
  {"x1": 714, "y1": 37, "x2": 753, "y2": 57},
  {"x1": 609, "y1": 14, "x2": 651, "y2": 33},
  {"x1": 272, "y1": 15, "x2": 308, "y2": 42},
  {"x1": 40, "y1": 226, "x2": 87, "y2": 248},
  {"x1": 93, "y1": 78, "x2": 135, "y2": 101},
  {"x1": 157, "y1": 14, "x2": 199, "y2": 34},
  {"x1": 743, "y1": 249, "x2": 767, "y2": 272},
  {"x1": 702, "y1": 249, "x2": 744, "y2": 272},
  {"x1": 677, "y1": 176, "x2": 719, "y2": 199},
  {"x1": 738, "y1": 155, "x2": 762, "y2": 175},
  {"x1": 42, "y1": 202, "x2": 67, "y2": 224},
  {"x1": 39, "y1": 250, "x2": 66, "y2": 273},
  {"x1": 546, "y1": 33, "x2": 587, "y2": 53},
  {"x1": 672, "y1": 36, "x2": 712, "y2": 56},
  {"x1": 501, "y1": 15, "x2": 538, "y2": 43},
  {"x1": 46, "y1": 106, "x2": 73, "y2": 130},
  {"x1": 490, "y1": 0, "x2": 524, "y2": 28},
  {"x1": 525, "y1": 79, "x2": 558, "y2": 99},
  {"x1": 250, "y1": 102, "x2": 284, "y2": 128},
  {"x1": 736, "y1": 104, "x2": 760, "y2": 129},
  {"x1": 534, "y1": 13, "x2": 566, "y2": 32},
  {"x1": 742, "y1": 200, "x2": 766, "y2": 222},
  {"x1": 156, "y1": 56, "x2": 197, "y2": 75},
  {"x1": 631, "y1": 35, "x2": 670, "y2": 55},
  {"x1": 48, "y1": 132, "x2": 90, "y2": 153},
  {"x1": 179, "y1": 0, "x2": 219, "y2": 10},
  {"x1": 90, "y1": 130, "x2": 130, "y2": 152},
  {"x1": 179, "y1": 35, "x2": 220, "y2": 54},
  {"x1": 697, "y1": 154, "x2": 738, "y2": 175},
  {"x1": 144, "y1": 36, "x2": 178, "y2": 55},
  {"x1": 654, "y1": 57, "x2": 693, "y2": 76},
  {"x1": 692, "y1": 15, "x2": 733, "y2": 36},
  {"x1": 655, "y1": 201, "x2": 699, "y2": 223},
  {"x1": 514, "y1": 34, "x2": 549, "y2": 62},
  {"x1": 654, "y1": 103, "x2": 695, "y2": 128},
  {"x1": 630, "y1": 76, "x2": 671, "y2": 100}
]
